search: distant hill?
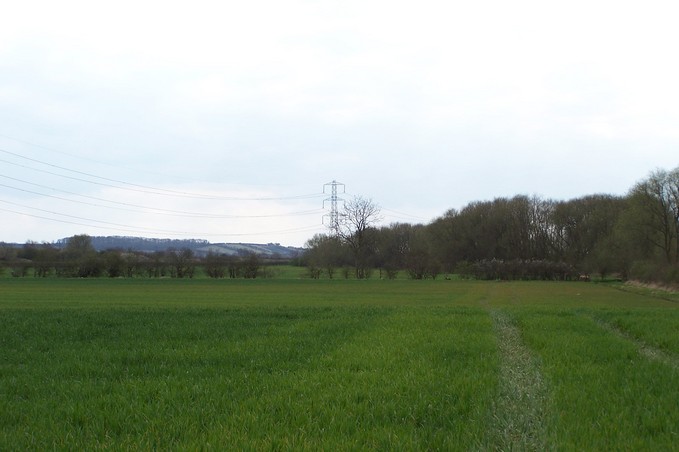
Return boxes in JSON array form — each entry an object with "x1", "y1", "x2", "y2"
[{"x1": 50, "y1": 236, "x2": 304, "y2": 258}]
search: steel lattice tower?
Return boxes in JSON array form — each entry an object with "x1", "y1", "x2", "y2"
[{"x1": 323, "y1": 180, "x2": 345, "y2": 235}]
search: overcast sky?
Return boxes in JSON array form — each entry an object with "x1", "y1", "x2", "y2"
[{"x1": 2, "y1": 0, "x2": 678, "y2": 247}]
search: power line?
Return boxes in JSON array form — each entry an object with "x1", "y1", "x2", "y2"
[
  {"x1": 341, "y1": 190, "x2": 427, "y2": 223},
  {"x1": 0, "y1": 141, "x2": 426, "y2": 243},
  {"x1": 0, "y1": 175, "x2": 324, "y2": 219},
  {"x1": 0, "y1": 202, "x2": 326, "y2": 238},
  {"x1": 0, "y1": 138, "x2": 327, "y2": 242},
  {"x1": 0, "y1": 149, "x2": 324, "y2": 201},
  {"x1": 381, "y1": 208, "x2": 427, "y2": 222},
  {"x1": 0, "y1": 198, "x2": 192, "y2": 235},
  {"x1": 0, "y1": 133, "x2": 207, "y2": 184},
  {"x1": 0, "y1": 132, "x2": 294, "y2": 188}
]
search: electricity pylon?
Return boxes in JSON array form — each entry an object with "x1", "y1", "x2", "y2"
[{"x1": 323, "y1": 180, "x2": 345, "y2": 235}]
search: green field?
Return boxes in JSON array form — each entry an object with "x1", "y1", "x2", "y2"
[{"x1": 1, "y1": 279, "x2": 678, "y2": 450}]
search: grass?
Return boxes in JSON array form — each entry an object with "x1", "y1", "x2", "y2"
[
  {"x1": 589, "y1": 309, "x2": 679, "y2": 355},
  {"x1": 1, "y1": 278, "x2": 678, "y2": 449},
  {"x1": 516, "y1": 310, "x2": 679, "y2": 450}
]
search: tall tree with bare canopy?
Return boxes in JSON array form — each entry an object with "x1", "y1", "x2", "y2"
[{"x1": 337, "y1": 196, "x2": 382, "y2": 279}]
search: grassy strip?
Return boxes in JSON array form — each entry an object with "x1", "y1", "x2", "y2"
[{"x1": 483, "y1": 310, "x2": 549, "y2": 450}]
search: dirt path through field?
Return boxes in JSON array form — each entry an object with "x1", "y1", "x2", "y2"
[{"x1": 484, "y1": 309, "x2": 550, "y2": 450}]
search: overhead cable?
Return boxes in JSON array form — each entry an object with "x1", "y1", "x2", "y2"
[
  {"x1": 0, "y1": 149, "x2": 324, "y2": 201},
  {"x1": 0, "y1": 202, "x2": 326, "y2": 238},
  {"x1": 0, "y1": 175, "x2": 324, "y2": 219}
]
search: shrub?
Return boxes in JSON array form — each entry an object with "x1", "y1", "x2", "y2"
[{"x1": 457, "y1": 259, "x2": 578, "y2": 281}]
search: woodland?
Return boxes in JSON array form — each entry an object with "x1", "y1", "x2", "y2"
[{"x1": 304, "y1": 166, "x2": 679, "y2": 284}]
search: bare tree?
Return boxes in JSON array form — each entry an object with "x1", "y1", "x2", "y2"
[
  {"x1": 668, "y1": 167, "x2": 679, "y2": 262},
  {"x1": 630, "y1": 169, "x2": 677, "y2": 263},
  {"x1": 337, "y1": 196, "x2": 382, "y2": 279},
  {"x1": 204, "y1": 251, "x2": 227, "y2": 278},
  {"x1": 168, "y1": 248, "x2": 195, "y2": 278}
]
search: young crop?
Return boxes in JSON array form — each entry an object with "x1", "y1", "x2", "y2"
[{"x1": 1, "y1": 279, "x2": 678, "y2": 449}]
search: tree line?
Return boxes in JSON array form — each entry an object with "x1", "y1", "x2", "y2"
[
  {"x1": 3, "y1": 166, "x2": 678, "y2": 284},
  {"x1": 304, "y1": 166, "x2": 679, "y2": 284},
  {"x1": 0, "y1": 234, "x2": 269, "y2": 279}
]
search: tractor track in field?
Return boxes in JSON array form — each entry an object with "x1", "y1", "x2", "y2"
[
  {"x1": 483, "y1": 309, "x2": 550, "y2": 451},
  {"x1": 589, "y1": 315, "x2": 679, "y2": 371}
]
